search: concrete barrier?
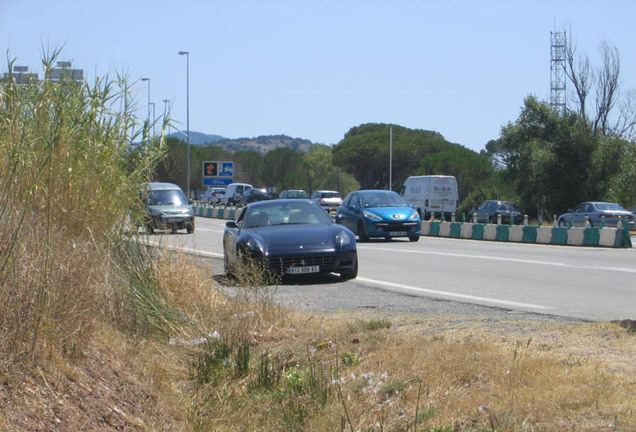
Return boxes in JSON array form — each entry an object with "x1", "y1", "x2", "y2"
[
  {"x1": 600, "y1": 228, "x2": 617, "y2": 247},
  {"x1": 460, "y1": 223, "x2": 473, "y2": 239},
  {"x1": 566, "y1": 228, "x2": 585, "y2": 245},
  {"x1": 484, "y1": 224, "x2": 497, "y2": 240},
  {"x1": 509, "y1": 225, "x2": 523, "y2": 242},
  {"x1": 536, "y1": 226, "x2": 552, "y2": 244}
]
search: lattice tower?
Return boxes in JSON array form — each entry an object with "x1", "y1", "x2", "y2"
[{"x1": 550, "y1": 31, "x2": 567, "y2": 114}]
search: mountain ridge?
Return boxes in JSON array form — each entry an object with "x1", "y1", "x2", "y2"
[{"x1": 167, "y1": 131, "x2": 314, "y2": 155}]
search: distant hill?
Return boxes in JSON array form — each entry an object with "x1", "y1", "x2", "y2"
[
  {"x1": 167, "y1": 131, "x2": 224, "y2": 145},
  {"x1": 167, "y1": 132, "x2": 314, "y2": 155}
]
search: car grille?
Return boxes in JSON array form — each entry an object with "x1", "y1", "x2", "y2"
[
  {"x1": 374, "y1": 221, "x2": 418, "y2": 230},
  {"x1": 268, "y1": 254, "x2": 335, "y2": 272}
]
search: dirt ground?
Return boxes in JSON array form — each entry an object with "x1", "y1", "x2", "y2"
[{"x1": 1, "y1": 314, "x2": 634, "y2": 431}]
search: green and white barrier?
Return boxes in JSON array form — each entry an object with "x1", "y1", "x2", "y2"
[{"x1": 420, "y1": 220, "x2": 631, "y2": 248}]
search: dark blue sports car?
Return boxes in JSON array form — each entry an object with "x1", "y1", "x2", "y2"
[{"x1": 223, "y1": 199, "x2": 358, "y2": 280}]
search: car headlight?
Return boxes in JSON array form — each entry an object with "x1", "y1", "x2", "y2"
[
  {"x1": 335, "y1": 230, "x2": 351, "y2": 247},
  {"x1": 362, "y1": 210, "x2": 382, "y2": 221},
  {"x1": 409, "y1": 211, "x2": 419, "y2": 220},
  {"x1": 246, "y1": 238, "x2": 265, "y2": 254}
]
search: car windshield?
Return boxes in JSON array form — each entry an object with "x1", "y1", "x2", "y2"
[
  {"x1": 361, "y1": 192, "x2": 407, "y2": 208},
  {"x1": 148, "y1": 189, "x2": 187, "y2": 205},
  {"x1": 498, "y1": 203, "x2": 520, "y2": 211},
  {"x1": 320, "y1": 192, "x2": 340, "y2": 199},
  {"x1": 286, "y1": 190, "x2": 308, "y2": 198},
  {"x1": 243, "y1": 202, "x2": 333, "y2": 228},
  {"x1": 596, "y1": 203, "x2": 625, "y2": 211}
]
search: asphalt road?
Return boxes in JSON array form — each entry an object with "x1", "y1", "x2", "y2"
[{"x1": 145, "y1": 217, "x2": 636, "y2": 323}]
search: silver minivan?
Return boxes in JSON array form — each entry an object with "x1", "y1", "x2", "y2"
[{"x1": 142, "y1": 182, "x2": 195, "y2": 234}]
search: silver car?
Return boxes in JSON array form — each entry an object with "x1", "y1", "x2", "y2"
[
  {"x1": 311, "y1": 190, "x2": 343, "y2": 213},
  {"x1": 557, "y1": 201, "x2": 634, "y2": 229},
  {"x1": 142, "y1": 182, "x2": 195, "y2": 234}
]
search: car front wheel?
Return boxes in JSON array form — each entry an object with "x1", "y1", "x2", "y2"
[
  {"x1": 409, "y1": 235, "x2": 420, "y2": 242},
  {"x1": 357, "y1": 222, "x2": 369, "y2": 242}
]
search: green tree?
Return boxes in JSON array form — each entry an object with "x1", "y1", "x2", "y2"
[
  {"x1": 261, "y1": 147, "x2": 307, "y2": 192},
  {"x1": 487, "y1": 96, "x2": 605, "y2": 217},
  {"x1": 302, "y1": 144, "x2": 359, "y2": 195},
  {"x1": 333, "y1": 123, "x2": 448, "y2": 190}
]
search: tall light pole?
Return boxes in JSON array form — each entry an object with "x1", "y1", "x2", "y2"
[
  {"x1": 149, "y1": 102, "x2": 156, "y2": 137},
  {"x1": 163, "y1": 99, "x2": 170, "y2": 135},
  {"x1": 178, "y1": 51, "x2": 190, "y2": 199},
  {"x1": 141, "y1": 77, "x2": 151, "y2": 141}
]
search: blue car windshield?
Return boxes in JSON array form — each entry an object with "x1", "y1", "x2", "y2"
[
  {"x1": 148, "y1": 190, "x2": 187, "y2": 206},
  {"x1": 244, "y1": 202, "x2": 333, "y2": 228},
  {"x1": 361, "y1": 192, "x2": 408, "y2": 208},
  {"x1": 498, "y1": 203, "x2": 520, "y2": 211}
]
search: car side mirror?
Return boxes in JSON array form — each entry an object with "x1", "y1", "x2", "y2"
[
  {"x1": 226, "y1": 221, "x2": 238, "y2": 228},
  {"x1": 335, "y1": 214, "x2": 345, "y2": 223},
  {"x1": 189, "y1": 199, "x2": 194, "y2": 205},
  {"x1": 349, "y1": 205, "x2": 358, "y2": 213}
]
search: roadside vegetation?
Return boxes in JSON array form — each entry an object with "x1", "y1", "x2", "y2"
[{"x1": 2, "y1": 51, "x2": 636, "y2": 431}]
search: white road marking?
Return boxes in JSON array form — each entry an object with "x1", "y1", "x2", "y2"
[
  {"x1": 143, "y1": 239, "x2": 223, "y2": 258},
  {"x1": 356, "y1": 277, "x2": 552, "y2": 311},
  {"x1": 193, "y1": 227, "x2": 226, "y2": 233},
  {"x1": 357, "y1": 246, "x2": 636, "y2": 274}
]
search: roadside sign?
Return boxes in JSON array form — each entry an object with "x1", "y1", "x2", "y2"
[{"x1": 202, "y1": 160, "x2": 233, "y2": 186}]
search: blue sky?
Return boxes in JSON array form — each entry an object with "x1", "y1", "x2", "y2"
[{"x1": 2, "y1": 0, "x2": 635, "y2": 152}]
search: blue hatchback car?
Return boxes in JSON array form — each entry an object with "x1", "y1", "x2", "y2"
[{"x1": 336, "y1": 190, "x2": 421, "y2": 242}]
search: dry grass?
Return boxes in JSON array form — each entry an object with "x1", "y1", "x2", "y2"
[{"x1": 100, "y1": 250, "x2": 636, "y2": 432}]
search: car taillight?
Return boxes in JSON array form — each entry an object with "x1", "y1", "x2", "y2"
[{"x1": 319, "y1": 199, "x2": 325, "y2": 203}]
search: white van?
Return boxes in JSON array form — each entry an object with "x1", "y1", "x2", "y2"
[
  {"x1": 220, "y1": 183, "x2": 252, "y2": 205},
  {"x1": 400, "y1": 175, "x2": 459, "y2": 220}
]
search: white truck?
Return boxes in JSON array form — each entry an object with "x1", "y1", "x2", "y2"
[
  {"x1": 400, "y1": 175, "x2": 459, "y2": 220},
  {"x1": 219, "y1": 183, "x2": 252, "y2": 205}
]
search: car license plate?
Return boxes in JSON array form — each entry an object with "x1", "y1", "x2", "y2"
[
  {"x1": 166, "y1": 218, "x2": 180, "y2": 223},
  {"x1": 390, "y1": 231, "x2": 407, "y2": 236},
  {"x1": 287, "y1": 265, "x2": 319, "y2": 274}
]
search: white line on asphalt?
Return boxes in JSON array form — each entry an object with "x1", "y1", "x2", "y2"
[
  {"x1": 357, "y1": 246, "x2": 636, "y2": 274},
  {"x1": 356, "y1": 277, "x2": 553, "y2": 311},
  {"x1": 144, "y1": 239, "x2": 223, "y2": 258}
]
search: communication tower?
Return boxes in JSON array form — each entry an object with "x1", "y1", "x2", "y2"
[{"x1": 550, "y1": 31, "x2": 567, "y2": 114}]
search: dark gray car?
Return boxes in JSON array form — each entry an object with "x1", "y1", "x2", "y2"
[{"x1": 470, "y1": 200, "x2": 523, "y2": 224}]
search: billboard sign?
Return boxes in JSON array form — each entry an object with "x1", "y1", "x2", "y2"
[{"x1": 202, "y1": 161, "x2": 234, "y2": 187}]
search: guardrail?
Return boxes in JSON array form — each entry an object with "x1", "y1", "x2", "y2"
[{"x1": 194, "y1": 205, "x2": 633, "y2": 248}]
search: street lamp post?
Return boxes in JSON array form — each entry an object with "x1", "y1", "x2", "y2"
[
  {"x1": 163, "y1": 99, "x2": 170, "y2": 134},
  {"x1": 149, "y1": 102, "x2": 156, "y2": 137},
  {"x1": 141, "y1": 77, "x2": 151, "y2": 141},
  {"x1": 178, "y1": 51, "x2": 190, "y2": 199}
]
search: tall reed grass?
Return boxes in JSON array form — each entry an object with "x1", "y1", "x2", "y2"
[{"x1": 0, "y1": 50, "x2": 163, "y2": 365}]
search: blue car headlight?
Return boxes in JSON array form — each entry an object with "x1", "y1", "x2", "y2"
[
  {"x1": 408, "y1": 211, "x2": 420, "y2": 221},
  {"x1": 335, "y1": 230, "x2": 352, "y2": 247},
  {"x1": 362, "y1": 210, "x2": 382, "y2": 221},
  {"x1": 246, "y1": 238, "x2": 265, "y2": 255}
]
